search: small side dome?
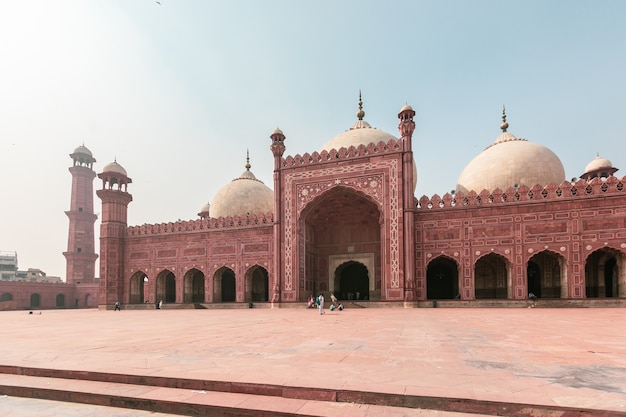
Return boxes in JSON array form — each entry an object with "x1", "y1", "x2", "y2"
[
  {"x1": 272, "y1": 127, "x2": 284, "y2": 136},
  {"x1": 70, "y1": 144, "x2": 96, "y2": 167},
  {"x1": 102, "y1": 160, "x2": 128, "y2": 176},
  {"x1": 198, "y1": 202, "x2": 211, "y2": 219},
  {"x1": 456, "y1": 110, "x2": 565, "y2": 193},
  {"x1": 580, "y1": 154, "x2": 618, "y2": 180},
  {"x1": 584, "y1": 155, "x2": 613, "y2": 173},
  {"x1": 73, "y1": 145, "x2": 93, "y2": 157},
  {"x1": 209, "y1": 156, "x2": 274, "y2": 218},
  {"x1": 399, "y1": 104, "x2": 413, "y2": 113}
]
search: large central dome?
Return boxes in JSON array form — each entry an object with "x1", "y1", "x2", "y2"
[
  {"x1": 319, "y1": 95, "x2": 418, "y2": 192},
  {"x1": 456, "y1": 110, "x2": 565, "y2": 194},
  {"x1": 320, "y1": 95, "x2": 398, "y2": 152}
]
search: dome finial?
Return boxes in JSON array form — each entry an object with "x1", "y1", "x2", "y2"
[
  {"x1": 500, "y1": 105, "x2": 509, "y2": 132},
  {"x1": 356, "y1": 89, "x2": 365, "y2": 120},
  {"x1": 245, "y1": 149, "x2": 251, "y2": 171}
]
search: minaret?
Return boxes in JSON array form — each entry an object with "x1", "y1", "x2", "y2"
[
  {"x1": 270, "y1": 127, "x2": 286, "y2": 303},
  {"x1": 398, "y1": 104, "x2": 417, "y2": 301},
  {"x1": 96, "y1": 160, "x2": 132, "y2": 308},
  {"x1": 64, "y1": 145, "x2": 98, "y2": 284}
]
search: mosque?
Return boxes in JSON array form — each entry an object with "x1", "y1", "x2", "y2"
[
  {"x1": 3, "y1": 96, "x2": 624, "y2": 310},
  {"x1": 84, "y1": 95, "x2": 625, "y2": 309}
]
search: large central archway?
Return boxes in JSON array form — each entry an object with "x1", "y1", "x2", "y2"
[{"x1": 299, "y1": 186, "x2": 381, "y2": 301}]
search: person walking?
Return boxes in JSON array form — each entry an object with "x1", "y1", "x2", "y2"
[
  {"x1": 114, "y1": 301, "x2": 121, "y2": 311},
  {"x1": 318, "y1": 293, "x2": 325, "y2": 315}
]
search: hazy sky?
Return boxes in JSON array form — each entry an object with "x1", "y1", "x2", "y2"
[{"x1": 1, "y1": 0, "x2": 625, "y2": 279}]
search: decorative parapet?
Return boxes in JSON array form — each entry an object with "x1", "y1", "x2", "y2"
[
  {"x1": 282, "y1": 139, "x2": 402, "y2": 168},
  {"x1": 127, "y1": 213, "x2": 273, "y2": 236},
  {"x1": 417, "y1": 175, "x2": 626, "y2": 210}
]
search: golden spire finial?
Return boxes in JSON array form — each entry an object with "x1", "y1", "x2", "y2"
[
  {"x1": 500, "y1": 105, "x2": 509, "y2": 132},
  {"x1": 356, "y1": 90, "x2": 365, "y2": 120},
  {"x1": 245, "y1": 149, "x2": 251, "y2": 170}
]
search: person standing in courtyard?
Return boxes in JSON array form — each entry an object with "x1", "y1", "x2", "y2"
[
  {"x1": 114, "y1": 301, "x2": 120, "y2": 311},
  {"x1": 318, "y1": 293, "x2": 324, "y2": 315}
]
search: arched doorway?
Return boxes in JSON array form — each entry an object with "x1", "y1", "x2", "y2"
[
  {"x1": 299, "y1": 186, "x2": 381, "y2": 301},
  {"x1": 184, "y1": 268, "x2": 205, "y2": 303},
  {"x1": 214, "y1": 267, "x2": 236, "y2": 302},
  {"x1": 527, "y1": 251, "x2": 563, "y2": 298},
  {"x1": 334, "y1": 261, "x2": 369, "y2": 300},
  {"x1": 56, "y1": 294, "x2": 65, "y2": 307},
  {"x1": 585, "y1": 248, "x2": 622, "y2": 297},
  {"x1": 156, "y1": 270, "x2": 176, "y2": 304},
  {"x1": 129, "y1": 271, "x2": 148, "y2": 304},
  {"x1": 474, "y1": 253, "x2": 509, "y2": 299},
  {"x1": 426, "y1": 257, "x2": 459, "y2": 299},
  {"x1": 0, "y1": 293, "x2": 12, "y2": 302},
  {"x1": 30, "y1": 293, "x2": 41, "y2": 308},
  {"x1": 245, "y1": 266, "x2": 268, "y2": 302}
]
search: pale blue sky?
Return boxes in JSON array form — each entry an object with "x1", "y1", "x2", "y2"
[{"x1": 1, "y1": 0, "x2": 625, "y2": 278}]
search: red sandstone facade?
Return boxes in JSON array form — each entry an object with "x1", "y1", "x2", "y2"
[
  {"x1": 2, "y1": 106, "x2": 624, "y2": 311},
  {"x1": 95, "y1": 105, "x2": 625, "y2": 308}
]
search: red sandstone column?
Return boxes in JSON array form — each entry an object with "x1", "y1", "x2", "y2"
[
  {"x1": 270, "y1": 128, "x2": 286, "y2": 304},
  {"x1": 96, "y1": 162, "x2": 133, "y2": 309},
  {"x1": 398, "y1": 105, "x2": 417, "y2": 301},
  {"x1": 64, "y1": 146, "x2": 99, "y2": 284}
]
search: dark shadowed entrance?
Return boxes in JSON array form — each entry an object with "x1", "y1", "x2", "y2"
[
  {"x1": 585, "y1": 248, "x2": 620, "y2": 297},
  {"x1": 426, "y1": 257, "x2": 458, "y2": 299},
  {"x1": 335, "y1": 261, "x2": 369, "y2": 300}
]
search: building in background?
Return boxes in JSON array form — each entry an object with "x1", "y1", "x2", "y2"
[{"x1": 0, "y1": 147, "x2": 99, "y2": 310}]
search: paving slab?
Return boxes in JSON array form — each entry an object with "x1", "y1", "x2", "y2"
[{"x1": 0, "y1": 307, "x2": 625, "y2": 415}]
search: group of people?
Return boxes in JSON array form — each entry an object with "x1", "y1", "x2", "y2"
[{"x1": 307, "y1": 293, "x2": 343, "y2": 314}]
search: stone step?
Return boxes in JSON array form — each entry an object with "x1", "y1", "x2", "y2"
[
  {"x1": 0, "y1": 373, "x2": 496, "y2": 417},
  {"x1": 1, "y1": 366, "x2": 623, "y2": 417}
]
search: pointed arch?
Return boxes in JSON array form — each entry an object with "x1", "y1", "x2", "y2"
[
  {"x1": 0, "y1": 293, "x2": 13, "y2": 302},
  {"x1": 213, "y1": 267, "x2": 236, "y2": 302},
  {"x1": 527, "y1": 250, "x2": 565, "y2": 298},
  {"x1": 129, "y1": 270, "x2": 148, "y2": 304},
  {"x1": 156, "y1": 269, "x2": 176, "y2": 304},
  {"x1": 474, "y1": 252, "x2": 510, "y2": 299},
  {"x1": 30, "y1": 293, "x2": 41, "y2": 308},
  {"x1": 245, "y1": 265, "x2": 268, "y2": 302},
  {"x1": 55, "y1": 294, "x2": 65, "y2": 307},
  {"x1": 183, "y1": 268, "x2": 205, "y2": 303},
  {"x1": 426, "y1": 256, "x2": 459, "y2": 299},
  {"x1": 299, "y1": 186, "x2": 382, "y2": 301},
  {"x1": 585, "y1": 247, "x2": 625, "y2": 298}
]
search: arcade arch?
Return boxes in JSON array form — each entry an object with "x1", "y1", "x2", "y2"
[
  {"x1": 474, "y1": 253, "x2": 510, "y2": 299},
  {"x1": 299, "y1": 186, "x2": 381, "y2": 301},
  {"x1": 56, "y1": 294, "x2": 65, "y2": 307},
  {"x1": 527, "y1": 251, "x2": 565, "y2": 298},
  {"x1": 332, "y1": 259, "x2": 372, "y2": 300},
  {"x1": 156, "y1": 269, "x2": 176, "y2": 304},
  {"x1": 585, "y1": 247, "x2": 624, "y2": 298},
  {"x1": 183, "y1": 268, "x2": 205, "y2": 303},
  {"x1": 426, "y1": 256, "x2": 459, "y2": 299},
  {"x1": 213, "y1": 267, "x2": 236, "y2": 302},
  {"x1": 30, "y1": 293, "x2": 41, "y2": 308},
  {"x1": 245, "y1": 265, "x2": 269, "y2": 302},
  {"x1": 0, "y1": 293, "x2": 12, "y2": 302},
  {"x1": 129, "y1": 271, "x2": 148, "y2": 304}
]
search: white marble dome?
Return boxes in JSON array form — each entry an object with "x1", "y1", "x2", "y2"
[
  {"x1": 456, "y1": 115, "x2": 565, "y2": 193},
  {"x1": 102, "y1": 160, "x2": 128, "y2": 176},
  {"x1": 584, "y1": 155, "x2": 613, "y2": 173},
  {"x1": 320, "y1": 101, "x2": 418, "y2": 192},
  {"x1": 210, "y1": 164, "x2": 274, "y2": 218}
]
